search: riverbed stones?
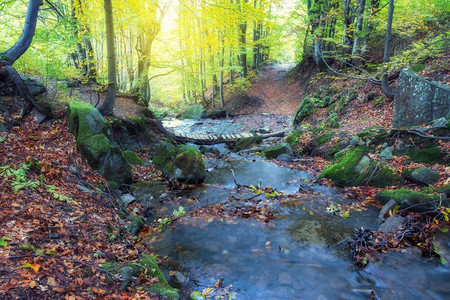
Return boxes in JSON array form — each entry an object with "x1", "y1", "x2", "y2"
[
  {"x1": 67, "y1": 102, "x2": 132, "y2": 186},
  {"x1": 233, "y1": 135, "x2": 263, "y2": 152},
  {"x1": 378, "y1": 199, "x2": 398, "y2": 220},
  {"x1": 379, "y1": 215, "x2": 405, "y2": 233},
  {"x1": 265, "y1": 143, "x2": 293, "y2": 159},
  {"x1": 153, "y1": 142, "x2": 206, "y2": 183}
]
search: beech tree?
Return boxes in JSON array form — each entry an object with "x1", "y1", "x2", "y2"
[
  {"x1": 0, "y1": 0, "x2": 53, "y2": 117},
  {"x1": 97, "y1": 0, "x2": 117, "y2": 116}
]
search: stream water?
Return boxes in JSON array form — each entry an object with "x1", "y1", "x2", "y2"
[{"x1": 139, "y1": 120, "x2": 450, "y2": 299}]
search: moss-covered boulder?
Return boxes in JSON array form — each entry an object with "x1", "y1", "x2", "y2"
[
  {"x1": 153, "y1": 142, "x2": 206, "y2": 183},
  {"x1": 319, "y1": 146, "x2": 400, "y2": 187},
  {"x1": 376, "y1": 189, "x2": 446, "y2": 213},
  {"x1": 233, "y1": 136, "x2": 262, "y2": 152},
  {"x1": 293, "y1": 97, "x2": 316, "y2": 127},
  {"x1": 410, "y1": 167, "x2": 440, "y2": 186},
  {"x1": 67, "y1": 102, "x2": 132, "y2": 185},
  {"x1": 265, "y1": 143, "x2": 293, "y2": 159},
  {"x1": 123, "y1": 150, "x2": 144, "y2": 165}
]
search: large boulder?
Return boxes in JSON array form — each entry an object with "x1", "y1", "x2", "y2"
[
  {"x1": 153, "y1": 142, "x2": 206, "y2": 183},
  {"x1": 319, "y1": 146, "x2": 400, "y2": 187},
  {"x1": 23, "y1": 78, "x2": 46, "y2": 96},
  {"x1": 67, "y1": 102, "x2": 132, "y2": 185},
  {"x1": 410, "y1": 167, "x2": 440, "y2": 186},
  {"x1": 265, "y1": 143, "x2": 293, "y2": 159},
  {"x1": 376, "y1": 189, "x2": 446, "y2": 213},
  {"x1": 393, "y1": 68, "x2": 450, "y2": 128}
]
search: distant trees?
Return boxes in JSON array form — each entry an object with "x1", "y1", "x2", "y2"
[{"x1": 176, "y1": 0, "x2": 273, "y2": 107}]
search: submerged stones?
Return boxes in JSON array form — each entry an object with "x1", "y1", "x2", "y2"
[
  {"x1": 153, "y1": 142, "x2": 206, "y2": 183},
  {"x1": 67, "y1": 102, "x2": 132, "y2": 186}
]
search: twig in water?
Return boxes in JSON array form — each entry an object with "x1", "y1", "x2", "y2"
[{"x1": 230, "y1": 169, "x2": 241, "y2": 188}]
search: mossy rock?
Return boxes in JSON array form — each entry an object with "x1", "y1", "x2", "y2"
[
  {"x1": 146, "y1": 283, "x2": 180, "y2": 300},
  {"x1": 265, "y1": 143, "x2": 293, "y2": 159},
  {"x1": 153, "y1": 142, "x2": 206, "y2": 183},
  {"x1": 293, "y1": 97, "x2": 317, "y2": 126},
  {"x1": 376, "y1": 189, "x2": 445, "y2": 213},
  {"x1": 126, "y1": 215, "x2": 145, "y2": 236},
  {"x1": 406, "y1": 146, "x2": 443, "y2": 164},
  {"x1": 123, "y1": 150, "x2": 144, "y2": 165},
  {"x1": 319, "y1": 146, "x2": 400, "y2": 187},
  {"x1": 233, "y1": 136, "x2": 263, "y2": 152},
  {"x1": 67, "y1": 102, "x2": 132, "y2": 185},
  {"x1": 326, "y1": 141, "x2": 345, "y2": 160},
  {"x1": 410, "y1": 167, "x2": 440, "y2": 185}
]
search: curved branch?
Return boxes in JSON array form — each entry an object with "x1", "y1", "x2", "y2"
[{"x1": 1, "y1": 0, "x2": 43, "y2": 65}]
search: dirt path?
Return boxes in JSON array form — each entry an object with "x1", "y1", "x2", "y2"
[{"x1": 246, "y1": 63, "x2": 303, "y2": 115}]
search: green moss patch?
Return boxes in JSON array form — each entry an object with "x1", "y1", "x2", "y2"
[
  {"x1": 123, "y1": 150, "x2": 144, "y2": 165},
  {"x1": 406, "y1": 146, "x2": 443, "y2": 164},
  {"x1": 376, "y1": 189, "x2": 444, "y2": 213},
  {"x1": 319, "y1": 146, "x2": 400, "y2": 187},
  {"x1": 153, "y1": 142, "x2": 206, "y2": 183}
]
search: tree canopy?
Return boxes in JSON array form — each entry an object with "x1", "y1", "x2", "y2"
[{"x1": 0, "y1": 0, "x2": 447, "y2": 111}]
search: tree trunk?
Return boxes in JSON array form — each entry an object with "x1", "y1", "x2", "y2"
[
  {"x1": 1, "y1": 0, "x2": 43, "y2": 65},
  {"x1": 98, "y1": 0, "x2": 117, "y2": 116},
  {"x1": 381, "y1": 0, "x2": 395, "y2": 99},
  {"x1": 0, "y1": 0, "x2": 53, "y2": 117},
  {"x1": 351, "y1": 0, "x2": 366, "y2": 66}
]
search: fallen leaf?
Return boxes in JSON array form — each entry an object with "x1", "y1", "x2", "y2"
[
  {"x1": 30, "y1": 263, "x2": 40, "y2": 273},
  {"x1": 47, "y1": 277, "x2": 57, "y2": 286},
  {"x1": 1, "y1": 283, "x2": 13, "y2": 291},
  {"x1": 29, "y1": 281, "x2": 38, "y2": 288}
]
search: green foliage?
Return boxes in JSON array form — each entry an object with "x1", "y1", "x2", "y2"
[
  {"x1": 45, "y1": 185, "x2": 77, "y2": 205},
  {"x1": 0, "y1": 236, "x2": 11, "y2": 247},
  {"x1": 325, "y1": 204, "x2": 349, "y2": 219},
  {"x1": 249, "y1": 184, "x2": 285, "y2": 198},
  {"x1": 173, "y1": 206, "x2": 186, "y2": 218},
  {"x1": 433, "y1": 241, "x2": 448, "y2": 265},
  {"x1": 286, "y1": 130, "x2": 303, "y2": 146},
  {"x1": 0, "y1": 162, "x2": 40, "y2": 193}
]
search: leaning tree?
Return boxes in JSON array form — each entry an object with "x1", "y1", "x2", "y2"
[{"x1": 0, "y1": 0, "x2": 53, "y2": 117}]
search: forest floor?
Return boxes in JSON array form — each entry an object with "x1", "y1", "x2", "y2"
[{"x1": 1, "y1": 60, "x2": 449, "y2": 299}]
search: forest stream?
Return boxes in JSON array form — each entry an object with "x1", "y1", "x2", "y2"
[{"x1": 136, "y1": 118, "x2": 450, "y2": 299}]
